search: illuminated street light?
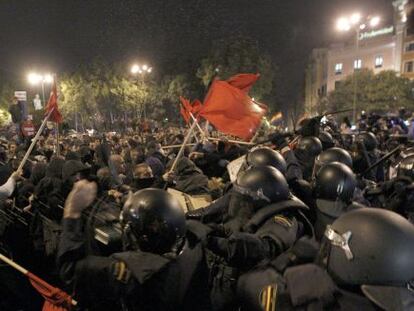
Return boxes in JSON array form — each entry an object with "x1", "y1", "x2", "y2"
[
  {"x1": 131, "y1": 64, "x2": 140, "y2": 74},
  {"x1": 337, "y1": 17, "x2": 351, "y2": 31},
  {"x1": 131, "y1": 63, "x2": 153, "y2": 75},
  {"x1": 350, "y1": 13, "x2": 361, "y2": 25},
  {"x1": 27, "y1": 72, "x2": 54, "y2": 104},
  {"x1": 28, "y1": 72, "x2": 42, "y2": 85},
  {"x1": 335, "y1": 12, "x2": 381, "y2": 124},
  {"x1": 369, "y1": 16, "x2": 381, "y2": 27}
]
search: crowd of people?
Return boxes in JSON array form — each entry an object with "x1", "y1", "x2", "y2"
[{"x1": 0, "y1": 111, "x2": 414, "y2": 310}]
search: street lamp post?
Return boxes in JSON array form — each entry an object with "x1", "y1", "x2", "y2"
[
  {"x1": 336, "y1": 13, "x2": 381, "y2": 124},
  {"x1": 130, "y1": 64, "x2": 153, "y2": 120}
]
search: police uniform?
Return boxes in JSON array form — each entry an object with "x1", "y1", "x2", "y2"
[
  {"x1": 58, "y1": 218, "x2": 211, "y2": 311},
  {"x1": 237, "y1": 263, "x2": 378, "y2": 311}
]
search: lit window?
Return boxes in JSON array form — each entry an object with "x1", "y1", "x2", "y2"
[
  {"x1": 406, "y1": 42, "x2": 414, "y2": 52},
  {"x1": 354, "y1": 59, "x2": 362, "y2": 69},
  {"x1": 405, "y1": 61, "x2": 414, "y2": 73},
  {"x1": 335, "y1": 63, "x2": 343, "y2": 75},
  {"x1": 375, "y1": 56, "x2": 383, "y2": 68}
]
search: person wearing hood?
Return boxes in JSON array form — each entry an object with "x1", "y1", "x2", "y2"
[{"x1": 173, "y1": 157, "x2": 209, "y2": 195}]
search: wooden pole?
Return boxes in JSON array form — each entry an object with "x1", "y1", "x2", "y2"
[
  {"x1": 17, "y1": 109, "x2": 53, "y2": 172},
  {"x1": 162, "y1": 143, "x2": 197, "y2": 149},
  {"x1": 169, "y1": 120, "x2": 198, "y2": 173},
  {"x1": 207, "y1": 137, "x2": 254, "y2": 146},
  {"x1": 189, "y1": 112, "x2": 207, "y2": 140},
  {"x1": 0, "y1": 252, "x2": 77, "y2": 306},
  {"x1": 56, "y1": 122, "x2": 60, "y2": 156}
]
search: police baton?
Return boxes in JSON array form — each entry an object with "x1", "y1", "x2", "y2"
[{"x1": 360, "y1": 146, "x2": 401, "y2": 177}]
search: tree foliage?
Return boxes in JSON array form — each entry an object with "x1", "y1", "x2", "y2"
[
  {"x1": 196, "y1": 37, "x2": 277, "y2": 104},
  {"x1": 329, "y1": 69, "x2": 414, "y2": 113}
]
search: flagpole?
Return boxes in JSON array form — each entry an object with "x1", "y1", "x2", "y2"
[
  {"x1": 56, "y1": 122, "x2": 60, "y2": 156},
  {"x1": 54, "y1": 75, "x2": 60, "y2": 157},
  {"x1": 207, "y1": 137, "x2": 254, "y2": 146},
  {"x1": 189, "y1": 112, "x2": 208, "y2": 141},
  {"x1": 169, "y1": 119, "x2": 198, "y2": 173},
  {"x1": 17, "y1": 109, "x2": 53, "y2": 172},
  {"x1": 0, "y1": 252, "x2": 77, "y2": 306},
  {"x1": 162, "y1": 143, "x2": 197, "y2": 149}
]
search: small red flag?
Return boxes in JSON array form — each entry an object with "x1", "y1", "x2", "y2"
[
  {"x1": 227, "y1": 73, "x2": 260, "y2": 93},
  {"x1": 191, "y1": 99, "x2": 203, "y2": 115},
  {"x1": 179, "y1": 97, "x2": 192, "y2": 124},
  {"x1": 45, "y1": 80, "x2": 63, "y2": 124},
  {"x1": 28, "y1": 272, "x2": 73, "y2": 311},
  {"x1": 199, "y1": 80, "x2": 267, "y2": 140}
]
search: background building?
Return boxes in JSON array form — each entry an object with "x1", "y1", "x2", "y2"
[
  {"x1": 400, "y1": 0, "x2": 414, "y2": 79},
  {"x1": 305, "y1": 0, "x2": 412, "y2": 114}
]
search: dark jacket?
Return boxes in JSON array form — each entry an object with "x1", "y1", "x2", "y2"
[
  {"x1": 9, "y1": 103, "x2": 23, "y2": 124},
  {"x1": 58, "y1": 218, "x2": 211, "y2": 311},
  {"x1": 175, "y1": 157, "x2": 209, "y2": 195},
  {"x1": 237, "y1": 263, "x2": 378, "y2": 311}
]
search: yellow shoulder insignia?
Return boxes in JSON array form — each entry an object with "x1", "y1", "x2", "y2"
[
  {"x1": 273, "y1": 215, "x2": 292, "y2": 228},
  {"x1": 113, "y1": 261, "x2": 131, "y2": 284},
  {"x1": 260, "y1": 283, "x2": 278, "y2": 311}
]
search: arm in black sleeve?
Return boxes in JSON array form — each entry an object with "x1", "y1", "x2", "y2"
[
  {"x1": 282, "y1": 149, "x2": 303, "y2": 182},
  {"x1": 58, "y1": 218, "x2": 136, "y2": 307},
  {"x1": 207, "y1": 216, "x2": 299, "y2": 268}
]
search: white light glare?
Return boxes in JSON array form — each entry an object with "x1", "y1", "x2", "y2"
[
  {"x1": 350, "y1": 13, "x2": 361, "y2": 25},
  {"x1": 370, "y1": 16, "x2": 380, "y2": 27},
  {"x1": 131, "y1": 64, "x2": 140, "y2": 74},
  {"x1": 337, "y1": 17, "x2": 351, "y2": 31},
  {"x1": 28, "y1": 73, "x2": 42, "y2": 85}
]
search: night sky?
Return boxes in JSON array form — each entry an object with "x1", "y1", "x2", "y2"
[{"x1": 0, "y1": 0, "x2": 393, "y2": 105}]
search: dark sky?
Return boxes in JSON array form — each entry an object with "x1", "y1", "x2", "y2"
[{"x1": 0, "y1": 0, "x2": 393, "y2": 103}]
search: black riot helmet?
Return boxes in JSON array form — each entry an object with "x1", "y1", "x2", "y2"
[
  {"x1": 235, "y1": 166, "x2": 290, "y2": 206},
  {"x1": 313, "y1": 147, "x2": 353, "y2": 178},
  {"x1": 318, "y1": 131, "x2": 335, "y2": 150},
  {"x1": 246, "y1": 147, "x2": 287, "y2": 175},
  {"x1": 356, "y1": 132, "x2": 378, "y2": 152},
  {"x1": 320, "y1": 208, "x2": 414, "y2": 309},
  {"x1": 120, "y1": 188, "x2": 186, "y2": 255},
  {"x1": 314, "y1": 162, "x2": 356, "y2": 216},
  {"x1": 296, "y1": 136, "x2": 323, "y2": 158},
  {"x1": 397, "y1": 154, "x2": 414, "y2": 181}
]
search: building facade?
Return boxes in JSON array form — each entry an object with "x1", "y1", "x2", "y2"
[
  {"x1": 398, "y1": 0, "x2": 414, "y2": 79},
  {"x1": 305, "y1": 0, "x2": 413, "y2": 114}
]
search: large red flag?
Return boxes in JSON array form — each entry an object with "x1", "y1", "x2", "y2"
[
  {"x1": 227, "y1": 73, "x2": 260, "y2": 93},
  {"x1": 45, "y1": 80, "x2": 63, "y2": 124},
  {"x1": 199, "y1": 80, "x2": 267, "y2": 140}
]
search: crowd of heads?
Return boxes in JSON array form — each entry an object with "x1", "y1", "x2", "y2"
[{"x1": 1, "y1": 110, "x2": 414, "y2": 310}]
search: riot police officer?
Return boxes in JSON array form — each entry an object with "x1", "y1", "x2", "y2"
[
  {"x1": 58, "y1": 181, "x2": 211, "y2": 310},
  {"x1": 199, "y1": 166, "x2": 311, "y2": 310},
  {"x1": 313, "y1": 162, "x2": 360, "y2": 240},
  {"x1": 237, "y1": 208, "x2": 414, "y2": 310},
  {"x1": 188, "y1": 147, "x2": 288, "y2": 225}
]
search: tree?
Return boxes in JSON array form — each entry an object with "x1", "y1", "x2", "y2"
[
  {"x1": 329, "y1": 69, "x2": 414, "y2": 113},
  {"x1": 196, "y1": 36, "x2": 277, "y2": 104},
  {"x1": 59, "y1": 73, "x2": 99, "y2": 130}
]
